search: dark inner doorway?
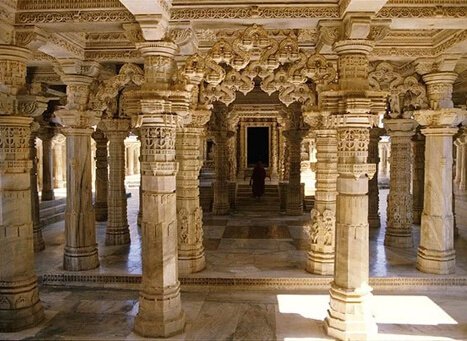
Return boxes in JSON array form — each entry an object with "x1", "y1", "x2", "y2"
[{"x1": 247, "y1": 127, "x2": 269, "y2": 167}]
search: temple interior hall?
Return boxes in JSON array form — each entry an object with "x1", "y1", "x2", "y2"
[{"x1": 1, "y1": 0, "x2": 467, "y2": 340}]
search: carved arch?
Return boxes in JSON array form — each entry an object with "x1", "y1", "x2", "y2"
[
  {"x1": 93, "y1": 63, "x2": 144, "y2": 114},
  {"x1": 182, "y1": 25, "x2": 336, "y2": 108},
  {"x1": 369, "y1": 61, "x2": 428, "y2": 118}
]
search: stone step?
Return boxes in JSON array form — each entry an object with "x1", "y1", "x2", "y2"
[
  {"x1": 39, "y1": 198, "x2": 66, "y2": 226},
  {"x1": 39, "y1": 197, "x2": 66, "y2": 210},
  {"x1": 40, "y1": 212, "x2": 65, "y2": 226}
]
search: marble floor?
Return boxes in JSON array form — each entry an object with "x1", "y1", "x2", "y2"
[
  {"x1": 1, "y1": 286, "x2": 466, "y2": 340},
  {"x1": 34, "y1": 188, "x2": 467, "y2": 279}
]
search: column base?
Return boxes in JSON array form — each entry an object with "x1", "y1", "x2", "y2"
[
  {"x1": 384, "y1": 228, "x2": 413, "y2": 248},
  {"x1": 63, "y1": 245, "x2": 100, "y2": 271},
  {"x1": 105, "y1": 228, "x2": 131, "y2": 246},
  {"x1": 178, "y1": 249, "x2": 206, "y2": 275},
  {"x1": 417, "y1": 246, "x2": 456, "y2": 274},
  {"x1": 212, "y1": 203, "x2": 229, "y2": 215},
  {"x1": 94, "y1": 203, "x2": 108, "y2": 222},
  {"x1": 325, "y1": 283, "x2": 377, "y2": 341},
  {"x1": 306, "y1": 248, "x2": 334, "y2": 275},
  {"x1": 368, "y1": 215, "x2": 380, "y2": 229},
  {"x1": 41, "y1": 190, "x2": 55, "y2": 201},
  {"x1": 0, "y1": 279, "x2": 44, "y2": 332},
  {"x1": 134, "y1": 285, "x2": 185, "y2": 338}
]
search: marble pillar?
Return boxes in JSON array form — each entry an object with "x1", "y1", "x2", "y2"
[
  {"x1": 176, "y1": 110, "x2": 210, "y2": 274},
  {"x1": 284, "y1": 129, "x2": 307, "y2": 216},
  {"x1": 270, "y1": 121, "x2": 279, "y2": 180},
  {"x1": 40, "y1": 129, "x2": 55, "y2": 201},
  {"x1": 306, "y1": 128, "x2": 337, "y2": 275},
  {"x1": 368, "y1": 128, "x2": 383, "y2": 228},
  {"x1": 0, "y1": 45, "x2": 44, "y2": 331},
  {"x1": 384, "y1": 119, "x2": 417, "y2": 247},
  {"x1": 414, "y1": 70, "x2": 465, "y2": 274},
  {"x1": 127, "y1": 145, "x2": 135, "y2": 176},
  {"x1": 412, "y1": 130, "x2": 425, "y2": 225},
  {"x1": 132, "y1": 41, "x2": 185, "y2": 338},
  {"x1": 211, "y1": 130, "x2": 233, "y2": 215},
  {"x1": 53, "y1": 135, "x2": 66, "y2": 188},
  {"x1": 30, "y1": 130, "x2": 45, "y2": 252},
  {"x1": 93, "y1": 129, "x2": 108, "y2": 222},
  {"x1": 324, "y1": 39, "x2": 381, "y2": 341},
  {"x1": 55, "y1": 71, "x2": 101, "y2": 271},
  {"x1": 100, "y1": 119, "x2": 131, "y2": 246}
]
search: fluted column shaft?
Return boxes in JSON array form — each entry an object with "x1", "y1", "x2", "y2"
[
  {"x1": 30, "y1": 131, "x2": 45, "y2": 252},
  {"x1": 0, "y1": 44, "x2": 44, "y2": 332},
  {"x1": 176, "y1": 118, "x2": 208, "y2": 274},
  {"x1": 412, "y1": 131, "x2": 425, "y2": 224},
  {"x1": 100, "y1": 119, "x2": 130, "y2": 246},
  {"x1": 93, "y1": 129, "x2": 108, "y2": 222},
  {"x1": 40, "y1": 130, "x2": 55, "y2": 201},
  {"x1": 62, "y1": 127, "x2": 100, "y2": 270},
  {"x1": 368, "y1": 128, "x2": 383, "y2": 228},
  {"x1": 284, "y1": 129, "x2": 306, "y2": 215},
  {"x1": 306, "y1": 129, "x2": 337, "y2": 275},
  {"x1": 384, "y1": 119, "x2": 417, "y2": 247}
]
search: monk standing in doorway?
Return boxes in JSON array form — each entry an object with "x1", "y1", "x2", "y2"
[{"x1": 250, "y1": 161, "x2": 266, "y2": 199}]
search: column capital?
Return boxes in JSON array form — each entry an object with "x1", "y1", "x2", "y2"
[
  {"x1": 0, "y1": 44, "x2": 31, "y2": 95},
  {"x1": 98, "y1": 118, "x2": 131, "y2": 139},
  {"x1": 55, "y1": 109, "x2": 100, "y2": 130},
  {"x1": 383, "y1": 118, "x2": 418, "y2": 137},
  {"x1": 414, "y1": 108, "x2": 466, "y2": 128}
]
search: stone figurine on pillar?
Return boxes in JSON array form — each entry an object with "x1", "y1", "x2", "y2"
[{"x1": 303, "y1": 112, "x2": 338, "y2": 275}]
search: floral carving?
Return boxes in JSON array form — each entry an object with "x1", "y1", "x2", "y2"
[{"x1": 177, "y1": 208, "x2": 189, "y2": 245}]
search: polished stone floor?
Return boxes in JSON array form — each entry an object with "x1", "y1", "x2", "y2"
[
  {"x1": 34, "y1": 187, "x2": 467, "y2": 279},
  {"x1": 1, "y1": 286, "x2": 466, "y2": 340}
]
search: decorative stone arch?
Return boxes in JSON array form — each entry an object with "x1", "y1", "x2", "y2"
[
  {"x1": 369, "y1": 61, "x2": 428, "y2": 118},
  {"x1": 93, "y1": 63, "x2": 145, "y2": 115},
  {"x1": 181, "y1": 25, "x2": 337, "y2": 110}
]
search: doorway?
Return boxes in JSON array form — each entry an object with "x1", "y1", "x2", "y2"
[{"x1": 247, "y1": 127, "x2": 269, "y2": 167}]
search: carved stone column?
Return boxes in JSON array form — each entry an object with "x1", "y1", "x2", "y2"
[
  {"x1": 127, "y1": 145, "x2": 135, "y2": 176},
  {"x1": 176, "y1": 109, "x2": 210, "y2": 275},
  {"x1": 55, "y1": 68, "x2": 101, "y2": 271},
  {"x1": 0, "y1": 45, "x2": 44, "y2": 332},
  {"x1": 238, "y1": 121, "x2": 246, "y2": 179},
  {"x1": 414, "y1": 70, "x2": 466, "y2": 274},
  {"x1": 284, "y1": 128, "x2": 307, "y2": 215},
  {"x1": 211, "y1": 130, "x2": 234, "y2": 215},
  {"x1": 305, "y1": 126, "x2": 337, "y2": 275},
  {"x1": 458, "y1": 130, "x2": 467, "y2": 192},
  {"x1": 30, "y1": 128, "x2": 45, "y2": 252},
  {"x1": 210, "y1": 105, "x2": 235, "y2": 215},
  {"x1": 270, "y1": 121, "x2": 279, "y2": 180},
  {"x1": 368, "y1": 128, "x2": 384, "y2": 228},
  {"x1": 92, "y1": 129, "x2": 108, "y2": 222},
  {"x1": 53, "y1": 135, "x2": 66, "y2": 188},
  {"x1": 384, "y1": 119, "x2": 418, "y2": 247},
  {"x1": 99, "y1": 118, "x2": 131, "y2": 245},
  {"x1": 323, "y1": 38, "x2": 383, "y2": 340},
  {"x1": 131, "y1": 41, "x2": 185, "y2": 338},
  {"x1": 412, "y1": 129, "x2": 425, "y2": 225},
  {"x1": 39, "y1": 128, "x2": 55, "y2": 201}
]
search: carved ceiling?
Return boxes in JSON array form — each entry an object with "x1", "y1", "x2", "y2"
[{"x1": 1, "y1": 0, "x2": 466, "y2": 104}]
